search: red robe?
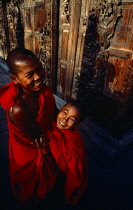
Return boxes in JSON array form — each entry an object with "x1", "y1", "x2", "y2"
[
  {"x1": 0, "y1": 82, "x2": 58, "y2": 203},
  {"x1": 45, "y1": 121, "x2": 88, "y2": 206}
]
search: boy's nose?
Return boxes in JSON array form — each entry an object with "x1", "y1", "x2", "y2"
[
  {"x1": 62, "y1": 116, "x2": 68, "y2": 122},
  {"x1": 34, "y1": 72, "x2": 40, "y2": 80}
]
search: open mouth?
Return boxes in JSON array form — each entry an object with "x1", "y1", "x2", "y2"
[
  {"x1": 33, "y1": 81, "x2": 42, "y2": 87},
  {"x1": 60, "y1": 121, "x2": 66, "y2": 127}
]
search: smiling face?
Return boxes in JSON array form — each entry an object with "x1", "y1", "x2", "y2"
[
  {"x1": 57, "y1": 104, "x2": 81, "y2": 130},
  {"x1": 11, "y1": 58, "x2": 44, "y2": 94}
]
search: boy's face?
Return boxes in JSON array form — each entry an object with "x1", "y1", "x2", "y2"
[
  {"x1": 57, "y1": 104, "x2": 81, "y2": 130},
  {"x1": 11, "y1": 58, "x2": 44, "y2": 94}
]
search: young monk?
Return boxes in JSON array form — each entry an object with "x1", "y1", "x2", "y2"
[
  {"x1": 43, "y1": 100, "x2": 88, "y2": 207},
  {"x1": 0, "y1": 48, "x2": 58, "y2": 209}
]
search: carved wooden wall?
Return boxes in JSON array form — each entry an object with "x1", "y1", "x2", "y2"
[
  {"x1": 0, "y1": 1, "x2": 9, "y2": 58},
  {"x1": 104, "y1": 0, "x2": 133, "y2": 119},
  {"x1": 75, "y1": 0, "x2": 133, "y2": 134}
]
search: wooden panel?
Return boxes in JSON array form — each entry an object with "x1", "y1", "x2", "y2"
[
  {"x1": 60, "y1": 65, "x2": 67, "y2": 96},
  {"x1": 74, "y1": 0, "x2": 133, "y2": 133},
  {"x1": 22, "y1": 8, "x2": 32, "y2": 31},
  {"x1": 103, "y1": 1, "x2": 133, "y2": 117},
  {"x1": 0, "y1": 1, "x2": 8, "y2": 58},
  {"x1": 71, "y1": 0, "x2": 91, "y2": 99},
  {"x1": 57, "y1": 0, "x2": 91, "y2": 101},
  {"x1": 24, "y1": 34, "x2": 34, "y2": 51},
  {"x1": 57, "y1": 0, "x2": 71, "y2": 100},
  {"x1": 6, "y1": 1, "x2": 24, "y2": 51},
  {"x1": 104, "y1": 58, "x2": 133, "y2": 102},
  {"x1": 34, "y1": 4, "x2": 46, "y2": 30},
  {"x1": 20, "y1": 1, "x2": 46, "y2": 54},
  {"x1": 110, "y1": 3, "x2": 133, "y2": 51},
  {"x1": 61, "y1": 30, "x2": 69, "y2": 61}
]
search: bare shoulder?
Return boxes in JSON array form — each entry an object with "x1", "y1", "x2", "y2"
[{"x1": 9, "y1": 96, "x2": 26, "y2": 120}]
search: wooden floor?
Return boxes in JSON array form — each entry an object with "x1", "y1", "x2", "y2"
[{"x1": 1, "y1": 61, "x2": 133, "y2": 209}]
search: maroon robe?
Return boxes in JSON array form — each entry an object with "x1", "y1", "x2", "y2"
[
  {"x1": 45, "y1": 121, "x2": 88, "y2": 205},
  {"x1": 0, "y1": 82, "x2": 58, "y2": 203}
]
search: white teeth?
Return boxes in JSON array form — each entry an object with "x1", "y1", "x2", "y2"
[
  {"x1": 34, "y1": 82, "x2": 41, "y2": 86},
  {"x1": 60, "y1": 121, "x2": 65, "y2": 126}
]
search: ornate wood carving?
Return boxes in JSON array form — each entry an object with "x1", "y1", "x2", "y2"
[
  {"x1": 6, "y1": 0, "x2": 24, "y2": 51},
  {"x1": 76, "y1": 0, "x2": 133, "y2": 132},
  {"x1": 39, "y1": 27, "x2": 51, "y2": 86},
  {"x1": 0, "y1": 1, "x2": 8, "y2": 59},
  {"x1": 97, "y1": 0, "x2": 121, "y2": 50},
  {"x1": 51, "y1": 0, "x2": 59, "y2": 91},
  {"x1": 61, "y1": 0, "x2": 70, "y2": 24},
  {"x1": 0, "y1": 1, "x2": 7, "y2": 58},
  {"x1": 77, "y1": 0, "x2": 122, "y2": 107},
  {"x1": 103, "y1": 0, "x2": 133, "y2": 113},
  {"x1": 77, "y1": 13, "x2": 101, "y2": 105},
  {"x1": 39, "y1": 0, "x2": 52, "y2": 87},
  {"x1": 38, "y1": 0, "x2": 58, "y2": 90}
]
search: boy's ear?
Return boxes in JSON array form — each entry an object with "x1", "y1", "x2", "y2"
[{"x1": 10, "y1": 75, "x2": 18, "y2": 84}]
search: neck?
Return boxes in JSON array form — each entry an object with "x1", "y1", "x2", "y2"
[{"x1": 19, "y1": 87, "x2": 39, "y2": 98}]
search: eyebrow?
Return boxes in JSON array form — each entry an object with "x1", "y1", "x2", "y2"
[
  {"x1": 24, "y1": 72, "x2": 34, "y2": 77},
  {"x1": 24, "y1": 65, "x2": 42, "y2": 75},
  {"x1": 63, "y1": 108, "x2": 68, "y2": 112},
  {"x1": 64, "y1": 108, "x2": 77, "y2": 121},
  {"x1": 25, "y1": 71, "x2": 33, "y2": 75}
]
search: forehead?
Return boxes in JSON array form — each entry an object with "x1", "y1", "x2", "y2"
[
  {"x1": 63, "y1": 104, "x2": 81, "y2": 118},
  {"x1": 15, "y1": 58, "x2": 40, "y2": 74}
]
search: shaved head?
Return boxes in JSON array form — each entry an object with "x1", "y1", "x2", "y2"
[
  {"x1": 65, "y1": 100, "x2": 86, "y2": 122},
  {"x1": 6, "y1": 48, "x2": 39, "y2": 76}
]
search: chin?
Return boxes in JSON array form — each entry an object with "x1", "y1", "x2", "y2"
[
  {"x1": 33, "y1": 86, "x2": 43, "y2": 92},
  {"x1": 57, "y1": 125, "x2": 63, "y2": 130},
  {"x1": 57, "y1": 123, "x2": 65, "y2": 130}
]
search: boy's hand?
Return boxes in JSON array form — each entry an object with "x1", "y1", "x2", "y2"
[
  {"x1": 34, "y1": 135, "x2": 50, "y2": 154},
  {"x1": 40, "y1": 142, "x2": 51, "y2": 154}
]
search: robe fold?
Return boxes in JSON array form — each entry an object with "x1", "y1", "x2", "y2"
[
  {"x1": 0, "y1": 82, "x2": 58, "y2": 202},
  {"x1": 45, "y1": 121, "x2": 88, "y2": 206}
]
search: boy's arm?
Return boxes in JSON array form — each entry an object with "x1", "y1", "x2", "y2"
[{"x1": 8, "y1": 99, "x2": 43, "y2": 144}]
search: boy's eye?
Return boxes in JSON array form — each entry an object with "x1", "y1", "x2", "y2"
[
  {"x1": 26, "y1": 73, "x2": 33, "y2": 78},
  {"x1": 70, "y1": 118, "x2": 75, "y2": 122}
]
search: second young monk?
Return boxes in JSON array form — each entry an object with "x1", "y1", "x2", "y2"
[
  {"x1": 0, "y1": 48, "x2": 58, "y2": 209},
  {"x1": 44, "y1": 100, "x2": 88, "y2": 206}
]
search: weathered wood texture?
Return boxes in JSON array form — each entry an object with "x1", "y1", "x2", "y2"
[
  {"x1": 104, "y1": 2, "x2": 133, "y2": 113},
  {"x1": 75, "y1": 0, "x2": 133, "y2": 132},
  {"x1": 57, "y1": 0, "x2": 91, "y2": 101}
]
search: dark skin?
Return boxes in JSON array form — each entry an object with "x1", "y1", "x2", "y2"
[
  {"x1": 8, "y1": 54, "x2": 57, "y2": 152},
  {"x1": 9, "y1": 92, "x2": 42, "y2": 142}
]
